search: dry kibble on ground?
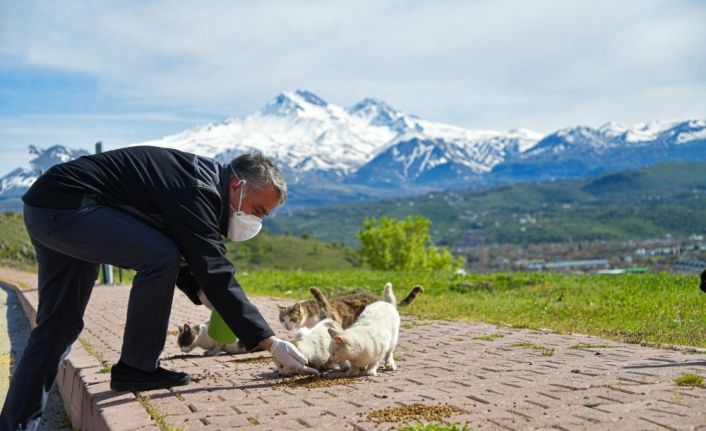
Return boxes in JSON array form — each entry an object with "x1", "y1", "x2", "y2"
[
  {"x1": 365, "y1": 403, "x2": 467, "y2": 423},
  {"x1": 271, "y1": 375, "x2": 368, "y2": 389},
  {"x1": 225, "y1": 356, "x2": 273, "y2": 365}
]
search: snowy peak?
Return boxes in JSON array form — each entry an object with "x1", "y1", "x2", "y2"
[
  {"x1": 0, "y1": 145, "x2": 89, "y2": 197},
  {"x1": 348, "y1": 97, "x2": 419, "y2": 134},
  {"x1": 28, "y1": 144, "x2": 89, "y2": 173},
  {"x1": 258, "y1": 89, "x2": 330, "y2": 118}
]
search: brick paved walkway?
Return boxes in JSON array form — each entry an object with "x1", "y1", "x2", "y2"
[{"x1": 2, "y1": 267, "x2": 706, "y2": 430}]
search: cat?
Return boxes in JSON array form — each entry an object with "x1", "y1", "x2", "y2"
[
  {"x1": 176, "y1": 323, "x2": 248, "y2": 356},
  {"x1": 327, "y1": 282, "x2": 400, "y2": 377},
  {"x1": 277, "y1": 287, "x2": 349, "y2": 375},
  {"x1": 278, "y1": 284, "x2": 422, "y2": 331}
]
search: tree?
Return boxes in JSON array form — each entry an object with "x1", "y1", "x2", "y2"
[{"x1": 357, "y1": 215, "x2": 463, "y2": 271}]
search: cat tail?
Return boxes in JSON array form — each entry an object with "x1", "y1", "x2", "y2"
[
  {"x1": 309, "y1": 287, "x2": 333, "y2": 319},
  {"x1": 397, "y1": 285, "x2": 424, "y2": 307},
  {"x1": 383, "y1": 282, "x2": 397, "y2": 305}
]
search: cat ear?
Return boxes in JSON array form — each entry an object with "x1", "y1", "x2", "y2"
[
  {"x1": 333, "y1": 335, "x2": 347, "y2": 345},
  {"x1": 184, "y1": 323, "x2": 191, "y2": 332},
  {"x1": 293, "y1": 303, "x2": 301, "y2": 311},
  {"x1": 277, "y1": 304, "x2": 286, "y2": 310},
  {"x1": 327, "y1": 327, "x2": 344, "y2": 339},
  {"x1": 177, "y1": 325, "x2": 183, "y2": 332}
]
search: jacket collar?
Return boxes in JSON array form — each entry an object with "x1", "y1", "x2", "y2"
[{"x1": 218, "y1": 164, "x2": 232, "y2": 236}]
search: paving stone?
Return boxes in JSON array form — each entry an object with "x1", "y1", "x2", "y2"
[{"x1": 3, "y1": 267, "x2": 706, "y2": 430}]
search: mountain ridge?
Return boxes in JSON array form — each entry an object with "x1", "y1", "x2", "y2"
[{"x1": 1, "y1": 90, "x2": 704, "y2": 210}]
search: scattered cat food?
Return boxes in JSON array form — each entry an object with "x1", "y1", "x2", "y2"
[
  {"x1": 226, "y1": 355, "x2": 273, "y2": 365},
  {"x1": 271, "y1": 375, "x2": 367, "y2": 390},
  {"x1": 190, "y1": 371, "x2": 220, "y2": 383},
  {"x1": 364, "y1": 403, "x2": 467, "y2": 423}
]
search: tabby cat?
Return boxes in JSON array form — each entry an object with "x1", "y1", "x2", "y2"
[{"x1": 278, "y1": 285, "x2": 423, "y2": 330}]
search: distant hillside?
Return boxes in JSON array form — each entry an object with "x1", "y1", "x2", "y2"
[
  {"x1": 225, "y1": 230, "x2": 361, "y2": 271},
  {"x1": 265, "y1": 161, "x2": 706, "y2": 247},
  {"x1": 0, "y1": 212, "x2": 35, "y2": 270},
  {"x1": 0, "y1": 213, "x2": 360, "y2": 271}
]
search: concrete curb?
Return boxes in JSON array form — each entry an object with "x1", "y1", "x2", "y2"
[{"x1": 0, "y1": 277, "x2": 158, "y2": 431}]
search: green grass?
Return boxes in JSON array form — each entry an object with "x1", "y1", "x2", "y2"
[
  {"x1": 473, "y1": 333, "x2": 504, "y2": 341},
  {"x1": 135, "y1": 393, "x2": 185, "y2": 431},
  {"x1": 397, "y1": 423, "x2": 471, "y2": 431},
  {"x1": 236, "y1": 269, "x2": 706, "y2": 348},
  {"x1": 0, "y1": 212, "x2": 35, "y2": 270},
  {"x1": 675, "y1": 373, "x2": 706, "y2": 388},
  {"x1": 509, "y1": 342, "x2": 555, "y2": 356},
  {"x1": 225, "y1": 230, "x2": 362, "y2": 271},
  {"x1": 568, "y1": 343, "x2": 614, "y2": 349}
]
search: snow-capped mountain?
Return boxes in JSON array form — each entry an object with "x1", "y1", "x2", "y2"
[
  {"x1": 1, "y1": 90, "x2": 705, "y2": 211},
  {"x1": 141, "y1": 90, "x2": 401, "y2": 179},
  {"x1": 0, "y1": 145, "x2": 90, "y2": 198},
  {"x1": 138, "y1": 89, "x2": 541, "y2": 186},
  {"x1": 492, "y1": 119, "x2": 706, "y2": 181}
]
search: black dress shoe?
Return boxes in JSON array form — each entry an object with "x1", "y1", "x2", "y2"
[
  {"x1": 700, "y1": 269, "x2": 706, "y2": 293},
  {"x1": 110, "y1": 361, "x2": 190, "y2": 391}
]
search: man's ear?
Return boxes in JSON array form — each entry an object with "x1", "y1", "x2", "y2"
[{"x1": 229, "y1": 177, "x2": 245, "y2": 191}]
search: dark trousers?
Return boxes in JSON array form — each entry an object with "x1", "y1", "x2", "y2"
[{"x1": 1, "y1": 197, "x2": 180, "y2": 431}]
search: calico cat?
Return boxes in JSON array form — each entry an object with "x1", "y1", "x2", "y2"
[
  {"x1": 278, "y1": 284, "x2": 422, "y2": 330},
  {"x1": 176, "y1": 323, "x2": 248, "y2": 356},
  {"x1": 327, "y1": 282, "x2": 400, "y2": 377},
  {"x1": 278, "y1": 287, "x2": 349, "y2": 374}
]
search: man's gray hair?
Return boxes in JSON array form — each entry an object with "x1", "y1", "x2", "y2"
[{"x1": 229, "y1": 153, "x2": 288, "y2": 205}]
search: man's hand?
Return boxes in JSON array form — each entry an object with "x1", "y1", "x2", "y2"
[{"x1": 262, "y1": 337, "x2": 318, "y2": 375}]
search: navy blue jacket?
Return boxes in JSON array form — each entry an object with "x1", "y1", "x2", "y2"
[{"x1": 23, "y1": 145, "x2": 274, "y2": 349}]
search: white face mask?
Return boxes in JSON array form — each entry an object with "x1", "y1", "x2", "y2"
[{"x1": 227, "y1": 180, "x2": 263, "y2": 242}]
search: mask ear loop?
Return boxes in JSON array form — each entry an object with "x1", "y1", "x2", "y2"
[{"x1": 237, "y1": 180, "x2": 247, "y2": 212}]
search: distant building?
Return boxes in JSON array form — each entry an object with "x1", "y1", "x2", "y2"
[
  {"x1": 674, "y1": 259, "x2": 706, "y2": 273},
  {"x1": 525, "y1": 259, "x2": 610, "y2": 272},
  {"x1": 452, "y1": 230, "x2": 486, "y2": 250}
]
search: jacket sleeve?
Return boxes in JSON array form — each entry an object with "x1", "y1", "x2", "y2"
[
  {"x1": 175, "y1": 265, "x2": 202, "y2": 306},
  {"x1": 162, "y1": 187, "x2": 275, "y2": 349}
]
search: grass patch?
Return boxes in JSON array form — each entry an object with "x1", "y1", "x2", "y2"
[
  {"x1": 675, "y1": 373, "x2": 706, "y2": 388},
  {"x1": 473, "y1": 333, "x2": 504, "y2": 341},
  {"x1": 77, "y1": 337, "x2": 112, "y2": 371},
  {"x1": 509, "y1": 342, "x2": 555, "y2": 356},
  {"x1": 135, "y1": 393, "x2": 185, "y2": 431},
  {"x1": 401, "y1": 320, "x2": 433, "y2": 329},
  {"x1": 568, "y1": 343, "x2": 614, "y2": 349},
  {"x1": 397, "y1": 423, "x2": 471, "y2": 431},
  {"x1": 236, "y1": 270, "x2": 706, "y2": 348}
]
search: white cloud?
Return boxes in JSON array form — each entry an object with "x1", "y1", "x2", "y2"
[{"x1": 1, "y1": 0, "x2": 705, "y2": 132}]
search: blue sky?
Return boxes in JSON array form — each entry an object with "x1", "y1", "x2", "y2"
[{"x1": 1, "y1": 0, "x2": 705, "y2": 175}]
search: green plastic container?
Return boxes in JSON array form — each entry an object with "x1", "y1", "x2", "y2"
[{"x1": 207, "y1": 309, "x2": 237, "y2": 344}]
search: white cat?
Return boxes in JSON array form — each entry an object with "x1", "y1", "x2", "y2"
[
  {"x1": 283, "y1": 318, "x2": 340, "y2": 373},
  {"x1": 277, "y1": 287, "x2": 350, "y2": 375},
  {"x1": 327, "y1": 282, "x2": 400, "y2": 376},
  {"x1": 176, "y1": 323, "x2": 247, "y2": 356}
]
